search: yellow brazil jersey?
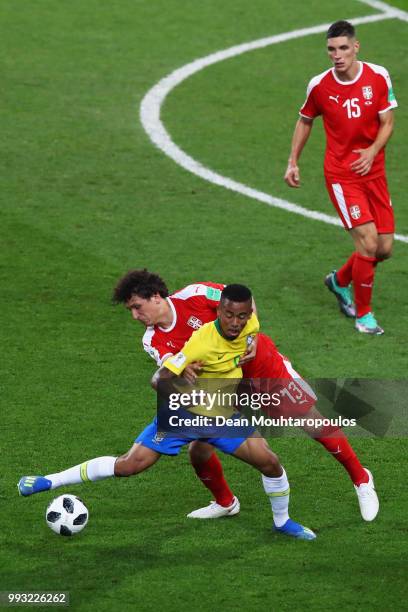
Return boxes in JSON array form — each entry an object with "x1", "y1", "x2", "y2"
[{"x1": 163, "y1": 314, "x2": 259, "y2": 417}]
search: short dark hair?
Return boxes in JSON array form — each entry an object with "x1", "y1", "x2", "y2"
[
  {"x1": 113, "y1": 269, "x2": 169, "y2": 303},
  {"x1": 326, "y1": 20, "x2": 355, "y2": 39},
  {"x1": 221, "y1": 284, "x2": 252, "y2": 304}
]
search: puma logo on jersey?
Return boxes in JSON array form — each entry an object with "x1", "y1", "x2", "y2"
[
  {"x1": 329, "y1": 95, "x2": 340, "y2": 104},
  {"x1": 187, "y1": 315, "x2": 203, "y2": 330}
]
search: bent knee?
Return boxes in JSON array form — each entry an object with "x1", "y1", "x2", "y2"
[
  {"x1": 359, "y1": 239, "x2": 378, "y2": 257},
  {"x1": 188, "y1": 441, "x2": 213, "y2": 465}
]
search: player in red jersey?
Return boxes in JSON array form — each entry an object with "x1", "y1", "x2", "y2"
[
  {"x1": 113, "y1": 269, "x2": 379, "y2": 521},
  {"x1": 113, "y1": 270, "x2": 244, "y2": 518},
  {"x1": 141, "y1": 282, "x2": 230, "y2": 367},
  {"x1": 241, "y1": 332, "x2": 378, "y2": 521},
  {"x1": 284, "y1": 20, "x2": 397, "y2": 335}
]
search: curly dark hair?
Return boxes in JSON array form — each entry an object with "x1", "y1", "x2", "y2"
[
  {"x1": 327, "y1": 20, "x2": 355, "y2": 40},
  {"x1": 113, "y1": 269, "x2": 169, "y2": 303}
]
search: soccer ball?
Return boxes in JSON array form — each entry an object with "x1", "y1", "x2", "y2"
[{"x1": 45, "y1": 494, "x2": 89, "y2": 536}]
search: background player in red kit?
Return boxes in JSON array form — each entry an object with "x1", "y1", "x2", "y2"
[
  {"x1": 284, "y1": 20, "x2": 398, "y2": 335},
  {"x1": 113, "y1": 269, "x2": 379, "y2": 521}
]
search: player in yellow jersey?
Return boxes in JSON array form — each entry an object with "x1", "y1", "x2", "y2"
[
  {"x1": 151, "y1": 284, "x2": 316, "y2": 539},
  {"x1": 18, "y1": 285, "x2": 316, "y2": 540},
  {"x1": 149, "y1": 287, "x2": 260, "y2": 441},
  {"x1": 159, "y1": 306, "x2": 259, "y2": 419}
]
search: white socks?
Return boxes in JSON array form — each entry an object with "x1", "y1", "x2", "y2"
[
  {"x1": 46, "y1": 456, "x2": 117, "y2": 490},
  {"x1": 262, "y1": 468, "x2": 290, "y2": 528}
]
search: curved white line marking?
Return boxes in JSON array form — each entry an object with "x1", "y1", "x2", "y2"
[
  {"x1": 358, "y1": 0, "x2": 408, "y2": 21},
  {"x1": 140, "y1": 10, "x2": 408, "y2": 243}
]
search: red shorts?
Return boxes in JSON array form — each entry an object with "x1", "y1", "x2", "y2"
[
  {"x1": 325, "y1": 175, "x2": 394, "y2": 233},
  {"x1": 242, "y1": 334, "x2": 316, "y2": 418}
]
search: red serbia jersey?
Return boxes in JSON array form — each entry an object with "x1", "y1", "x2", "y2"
[
  {"x1": 242, "y1": 333, "x2": 287, "y2": 379},
  {"x1": 242, "y1": 333, "x2": 317, "y2": 416},
  {"x1": 142, "y1": 282, "x2": 224, "y2": 365},
  {"x1": 300, "y1": 62, "x2": 397, "y2": 182}
]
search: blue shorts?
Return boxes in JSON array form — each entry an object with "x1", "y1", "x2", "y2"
[{"x1": 135, "y1": 417, "x2": 252, "y2": 456}]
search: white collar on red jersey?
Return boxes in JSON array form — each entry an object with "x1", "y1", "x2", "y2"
[
  {"x1": 331, "y1": 61, "x2": 363, "y2": 85},
  {"x1": 157, "y1": 297, "x2": 177, "y2": 332}
]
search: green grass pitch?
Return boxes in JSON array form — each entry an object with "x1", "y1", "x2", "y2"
[{"x1": 1, "y1": 1, "x2": 407, "y2": 610}]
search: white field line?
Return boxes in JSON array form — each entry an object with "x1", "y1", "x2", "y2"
[
  {"x1": 140, "y1": 5, "x2": 408, "y2": 244},
  {"x1": 358, "y1": 0, "x2": 408, "y2": 21}
]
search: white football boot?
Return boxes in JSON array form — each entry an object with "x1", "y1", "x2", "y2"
[
  {"x1": 187, "y1": 496, "x2": 240, "y2": 519},
  {"x1": 354, "y1": 469, "x2": 379, "y2": 521}
]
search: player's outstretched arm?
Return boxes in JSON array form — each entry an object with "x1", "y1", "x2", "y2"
[{"x1": 284, "y1": 117, "x2": 314, "y2": 188}]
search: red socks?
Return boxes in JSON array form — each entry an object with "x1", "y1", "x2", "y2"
[
  {"x1": 336, "y1": 251, "x2": 377, "y2": 318},
  {"x1": 192, "y1": 452, "x2": 234, "y2": 507},
  {"x1": 352, "y1": 252, "x2": 377, "y2": 317},
  {"x1": 336, "y1": 252, "x2": 356, "y2": 287},
  {"x1": 193, "y1": 444, "x2": 368, "y2": 495},
  {"x1": 315, "y1": 433, "x2": 369, "y2": 486}
]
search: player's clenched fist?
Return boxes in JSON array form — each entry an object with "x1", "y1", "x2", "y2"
[{"x1": 284, "y1": 163, "x2": 300, "y2": 188}]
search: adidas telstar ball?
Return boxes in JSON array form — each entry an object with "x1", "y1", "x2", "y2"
[{"x1": 46, "y1": 494, "x2": 89, "y2": 536}]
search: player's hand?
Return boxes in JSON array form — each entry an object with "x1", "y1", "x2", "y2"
[
  {"x1": 284, "y1": 163, "x2": 301, "y2": 188},
  {"x1": 182, "y1": 361, "x2": 203, "y2": 385},
  {"x1": 350, "y1": 147, "x2": 376, "y2": 176},
  {"x1": 238, "y1": 335, "x2": 258, "y2": 366}
]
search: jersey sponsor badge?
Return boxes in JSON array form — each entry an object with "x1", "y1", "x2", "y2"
[
  {"x1": 147, "y1": 345, "x2": 161, "y2": 363},
  {"x1": 388, "y1": 87, "x2": 396, "y2": 102},
  {"x1": 169, "y1": 352, "x2": 187, "y2": 367},
  {"x1": 362, "y1": 86, "x2": 373, "y2": 100},
  {"x1": 187, "y1": 315, "x2": 203, "y2": 330},
  {"x1": 206, "y1": 287, "x2": 222, "y2": 301},
  {"x1": 349, "y1": 205, "x2": 361, "y2": 220}
]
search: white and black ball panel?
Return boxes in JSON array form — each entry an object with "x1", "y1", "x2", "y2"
[
  {"x1": 45, "y1": 494, "x2": 89, "y2": 536},
  {"x1": 59, "y1": 525, "x2": 73, "y2": 537},
  {"x1": 73, "y1": 513, "x2": 88, "y2": 526},
  {"x1": 62, "y1": 497, "x2": 75, "y2": 513},
  {"x1": 46, "y1": 510, "x2": 61, "y2": 523}
]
